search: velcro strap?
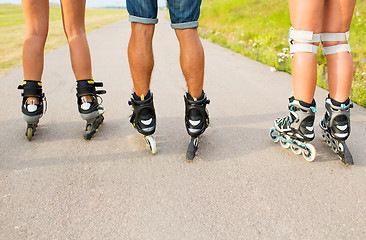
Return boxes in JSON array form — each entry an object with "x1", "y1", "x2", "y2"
[
  {"x1": 77, "y1": 86, "x2": 96, "y2": 95},
  {"x1": 322, "y1": 44, "x2": 351, "y2": 55},
  {"x1": 23, "y1": 87, "x2": 43, "y2": 98},
  {"x1": 94, "y1": 82, "x2": 103, "y2": 87},
  {"x1": 96, "y1": 90, "x2": 106, "y2": 95},
  {"x1": 290, "y1": 43, "x2": 319, "y2": 54},
  {"x1": 289, "y1": 27, "x2": 321, "y2": 43},
  {"x1": 321, "y1": 32, "x2": 349, "y2": 42}
]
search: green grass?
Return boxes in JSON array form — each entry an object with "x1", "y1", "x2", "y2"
[
  {"x1": 0, "y1": 4, "x2": 126, "y2": 76},
  {"x1": 199, "y1": 0, "x2": 366, "y2": 107}
]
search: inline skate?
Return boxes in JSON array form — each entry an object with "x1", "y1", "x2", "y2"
[
  {"x1": 270, "y1": 97, "x2": 317, "y2": 162},
  {"x1": 185, "y1": 91, "x2": 210, "y2": 160},
  {"x1": 18, "y1": 80, "x2": 46, "y2": 141},
  {"x1": 128, "y1": 91, "x2": 157, "y2": 154},
  {"x1": 76, "y1": 79, "x2": 106, "y2": 140},
  {"x1": 319, "y1": 97, "x2": 353, "y2": 165}
]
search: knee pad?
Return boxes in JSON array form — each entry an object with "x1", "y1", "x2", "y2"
[
  {"x1": 288, "y1": 27, "x2": 321, "y2": 56},
  {"x1": 321, "y1": 31, "x2": 351, "y2": 55}
]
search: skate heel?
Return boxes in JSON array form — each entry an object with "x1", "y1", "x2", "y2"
[
  {"x1": 184, "y1": 91, "x2": 210, "y2": 160},
  {"x1": 76, "y1": 79, "x2": 106, "y2": 140},
  {"x1": 320, "y1": 97, "x2": 354, "y2": 165},
  {"x1": 18, "y1": 80, "x2": 46, "y2": 141},
  {"x1": 270, "y1": 97, "x2": 317, "y2": 162},
  {"x1": 128, "y1": 91, "x2": 157, "y2": 155}
]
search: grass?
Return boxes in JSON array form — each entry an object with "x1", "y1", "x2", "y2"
[
  {"x1": 198, "y1": 0, "x2": 366, "y2": 107},
  {"x1": 0, "y1": 4, "x2": 126, "y2": 76}
]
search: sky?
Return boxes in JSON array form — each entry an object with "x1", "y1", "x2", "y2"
[{"x1": 0, "y1": 0, "x2": 167, "y2": 8}]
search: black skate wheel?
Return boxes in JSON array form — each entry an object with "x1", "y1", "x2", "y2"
[{"x1": 186, "y1": 137, "x2": 199, "y2": 160}]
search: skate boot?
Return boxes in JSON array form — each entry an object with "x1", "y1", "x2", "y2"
[
  {"x1": 128, "y1": 91, "x2": 157, "y2": 154},
  {"x1": 76, "y1": 79, "x2": 106, "y2": 140},
  {"x1": 185, "y1": 91, "x2": 210, "y2": 160},
  {"x1": 18, "y1": 80, "x2": 46, "y2": 141},
  {"x1": 319, "y1": 97, "x2": 353, "y2": 165},
  {"x1": 270, "y1": 97, "x2": 317, "y2": 162}
]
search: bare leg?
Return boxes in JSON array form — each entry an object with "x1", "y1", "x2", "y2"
[
  {"x1": 288, "y1": 0, "x2": 324, "y2": 103},
  {"x1": 128, "y1": 23, "x2": 155, "y2": 97},
  {"x1": 60, "y1": 0, "x2": 92, "y2": 81},
  {"x1": 22, "y1": 0, "x2": 49, "y2": 104},
  {"x1": 323, "y1": 0, "x2": 356, "y2": 102},
  {"x1": 175, "y1": 28, "x2": 204, "y2": 99}
]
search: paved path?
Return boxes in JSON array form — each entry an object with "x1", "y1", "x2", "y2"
[{"x1": 1, "y1": 13, "x2": 366, "y2": 239}]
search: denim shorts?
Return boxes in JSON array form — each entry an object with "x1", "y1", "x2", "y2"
[{"x1": 126, "y1": 0, "x2": 202, "y2": 29}]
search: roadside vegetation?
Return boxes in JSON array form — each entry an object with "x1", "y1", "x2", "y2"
[
  {"x1": 199, "y1": 0, "x2": 366, "y2": 107},
  {"x1": 0, "y1": 4, "x2": 126, "y2": 76}
]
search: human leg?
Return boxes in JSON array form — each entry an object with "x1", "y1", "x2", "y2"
[
  {"x1": 19, "y1": 0, "x2": 49, "y2": 140},
  {"x1": 61, "y1": 0, "x2": 106, "y2": 139},
  {"x1": 322, "y1": 0, "x2": 356, "y2": 102},
  {"x1": 318, "y1": 0, "x2": 356, "y2": 164},
  {"x1": 270, "y1": 0, "x2": 325, "y2": 162}
]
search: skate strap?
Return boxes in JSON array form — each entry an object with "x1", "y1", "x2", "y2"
[
  {"x1": 77, "y1": 80, "x2": 106, "y2": 96},
  {"x1": 288, "y1": 28, "x2": 320, "y2": 55},
  {"x1": 18, "y1": 81, "x2": 43, "y2": 98}
]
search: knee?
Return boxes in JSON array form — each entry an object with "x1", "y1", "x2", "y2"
[
  {"x1": 25, "y1": 25, "x2": 48, "y2": 43},
  {"x1": 322, "y1": 41, "x2": 348, "y2": 48},
  {"x1": 131, "y1": 23, "x2": 155, "y2": 40},
  {"x1": 64, "y1": 24, "x2": 86, "y2": 42}
]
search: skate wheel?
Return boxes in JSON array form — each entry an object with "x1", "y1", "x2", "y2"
[
  {"x1": 280, "y1": 135, "x2": 290, "y2": 149},
  {"x1": 321, "y1": 132, "x2": 326, "y2": 142},
  {"x1": 332, "y1": 141, "x2": 339, "y2": 154},
  {"x1": 291, "y1": 144, "x2": 301, "y2": 155},
  {"x1": 26, "y1": 127, "x2": 33, "y2": 141},
  {"x1": 270, "y1": 128, "x2": 279, "y2": 143},
  {"x1": 338, "y1": 142, "x2": 344, "y2": 153},
  {"x1": 186, "y1": 137, "x2": 199, "y2": 160},
  {"x1": 302, "y1": 143, "x2": 316, "y2": 162},
  {"x1": 145, "y1": 135, "x2": 157, "y2": 155},
  {"x1": 326, "y1": 132, "x2": 332, "y2": 147}
]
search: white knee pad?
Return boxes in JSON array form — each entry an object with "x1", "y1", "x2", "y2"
[
  {"x1": 321, "y1": 31, "x2": 351, "y2": 55},
  {"x1": 288, "y1": 27, "x2": 321, "y2": 56}
]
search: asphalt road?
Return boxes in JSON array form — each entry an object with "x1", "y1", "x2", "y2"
[{"x1": 1, "y1": 13, "x2": 366, "y2": 239}]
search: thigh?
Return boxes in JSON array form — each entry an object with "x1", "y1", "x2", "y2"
[
  {"x1": 126, "y1": 0, "x2": 158, "y2": 19},
  {"x1": 288, "y1": 0, "x2": 324, "y2": 32},
  {"x1": 167, "y1": 0, "x2": 202, "y2": 24},
  {"x1": 322, "y1": 0, "x2": 356, "y2": 32},
  {"x1": 22, "y1": 0, "x2": 49, "y2": 35},
  {"x1": 60, "y1": 0, "x2": 86, "y2": 34}
]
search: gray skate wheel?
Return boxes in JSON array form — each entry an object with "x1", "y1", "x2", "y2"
[
  {"x1": 145, "y1": 135, "x2": 157, "y2": 155},
  {"x1": 291, "y1": 144, "x2": 301, "y2": 155},
  {"x1": 27, "y1": 128, "x2": 33, "y2": 141},
  {"x1": 280, "y1": 135, "x2": 290, "y2": 149},
  {"x1": 302, "y1": 143, "x2": 316, "y2": 162},
  {"x1": 270, "y1": 128, "x2": 279, "y2": 143}
]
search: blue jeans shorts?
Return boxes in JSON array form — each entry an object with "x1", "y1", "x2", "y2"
[{"x1": 126, "y1": 0, "x2": 202, "y2": 29}]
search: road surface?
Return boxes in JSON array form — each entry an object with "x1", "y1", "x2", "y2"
[{"x1": 1, "y1": 12, "x2": 366, "y2": 239}]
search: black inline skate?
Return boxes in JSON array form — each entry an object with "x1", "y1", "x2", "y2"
[
  {"x1": 128, "y1": 91, "x2": 157, "y2": 154},
  {"x1": 18, "y1": 80, "x2": 46, "y2": 141},
  {"x1": 76, "y1": 79, "x2": 106, "y2": 140},
  {"x1": 319, "y1": 97, "x2": 353, "y2": 165},
  {"x1": 185, "y1": 91, "x2": 210, "y2": 160},
  {"x1": 270, "y1": 97, "x2": 317, "y2": 162}
]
